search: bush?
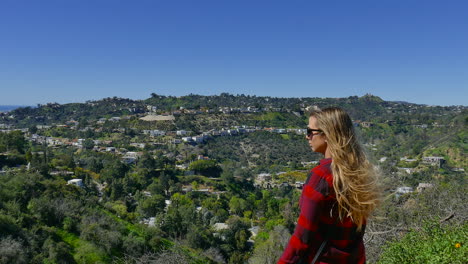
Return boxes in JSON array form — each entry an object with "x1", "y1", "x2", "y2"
[
  {"x1": 189, "y1": 160, "x2": 222, "y2": 177},
  {"x1": 377, "y1": 222, "x2": 467, "y2": 264},
  {"x1": 0, "y1": 236, "x2": 27, "y2": 264}
]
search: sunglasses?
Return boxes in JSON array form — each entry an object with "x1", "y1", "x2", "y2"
[{"x1": 307, "y1": 128, "x2": 323, "y2": 137}]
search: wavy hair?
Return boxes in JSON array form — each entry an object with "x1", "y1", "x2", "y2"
[{"x1": 311, "y1": 107, "x2": 380, "y2": 230}]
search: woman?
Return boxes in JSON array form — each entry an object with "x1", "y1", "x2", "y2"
[{"x1": 278, "y1": 107, "x2": 380, "y2": 264}]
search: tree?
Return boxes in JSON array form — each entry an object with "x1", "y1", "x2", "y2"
[
  {"x1": 186, "y1": 225, "x2": 213, "y2": 250},
  {"x1": 248, "y1": 225, "x2": 291, "y2": 264},
  {"x1": 137, "y1": 152, "x2": 157, "y2": 170},
  {"x1": 29, "y1": 125, "x2": 38, "y2": 134},
  {"x1": 229, "y1": 196, "x2": 247, "y2": 216},
  {"x1": 0, "y1": 236, "x2": 27, "y2": 264},
  {"x1": 189, "y1": 160, "x2": 222, "y2": 177},
  {"x1": 100, "y1": 160, "x2": 129, "y2": 183},
  {"x1": 221, "y1": 216, "x2": 251, "y2": 254},
  {"x1": 138, "y1": 194, "x2": 166, "y2": 217},
  {"x1": 42, "y1": 238, "x2": 75, "y2": 264},
  {"x1": 82, "y1": 139, "x2": 95, "y2": 150},
  {"x1": 0, "y1": 131, "x2": 27, "y2": 153},
  {"x1": 159, "y1": 171, "x2": 178, "y2": 196}
]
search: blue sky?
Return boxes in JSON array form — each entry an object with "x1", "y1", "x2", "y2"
[{"x1": 1, "y1": 0, "x2": 467, "y2": 106}]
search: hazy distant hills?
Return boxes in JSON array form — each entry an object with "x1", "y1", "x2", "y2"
[
  {"x1": 0, "y1": 105, "x2": 31, "y2": 112},
  {"x1": 0, "y1": 94, "x2": 466, "y2": 129}
]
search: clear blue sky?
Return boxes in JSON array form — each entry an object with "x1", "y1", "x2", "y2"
[{"x1": 1, "y1": 0, "x2": 467, "y2": 106}]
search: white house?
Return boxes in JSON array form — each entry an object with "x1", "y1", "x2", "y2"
[
  {"x1": 400, "y1": 157, "x2": 418, "y2": 163},
  {"x1": 398, "y1": 167, "x2": 415, "y2": 174},
  {"x1": 67, "y1": 179, "x2": 84, "y2": 188},
  {"x1": 249, "y1": 226, "x2": 260, "y2": 237},
  {"x1": 130, "y1": 143, "x2": 146, "y2": 149},
  {"x1": 143, "y1": 130, "x2": 166, "y2": 137},
  {"x1": 395, "y1": 186, "x2": 413, "y2": 197},
  {"x1": 379, "y1": 157, "x2": 388, "y2": 163},
  {"x1": 213, "y1": 223, "x2": 229, "y2": 231},
  {"x1": 417, "y1": 183, "x2": 434, "y2": 192},
  {"x1": 106, "y1": 147, "x2": 116, "y2": 152},
  {"x1": 176, "y1": 130, "x2": 188, "y2": 136},
  {"x1": 122, "y1": 152, "x2": 141, "y2": 164},
  {"x1": 182, "y1": 137, "x2": 193, "y2": 142},
  {"x1": 257, "y1": 173, "x2": 272, "y2": 181},
  {"x1": 295, "y1": 181, "x2": 305, "y2": 189},
  {"x1": 192, "y1": 136, "x2": 204, "y2": 143},
  {"x1": 422, "y1": 156, "x2": 445, "y2": 167}
]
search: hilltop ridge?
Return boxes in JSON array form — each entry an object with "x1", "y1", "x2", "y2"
[{"x1": 1, "y1": 93, "x2": 465, "y2": 128}]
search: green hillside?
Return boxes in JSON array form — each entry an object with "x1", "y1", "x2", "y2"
[{"x1": 0, "y1": 94, "x2": 466, "y2": 263}]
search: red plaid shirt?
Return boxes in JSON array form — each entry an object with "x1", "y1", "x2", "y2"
[{"x1": 278, "y1": 158, "x2": 366, "y2": 264}]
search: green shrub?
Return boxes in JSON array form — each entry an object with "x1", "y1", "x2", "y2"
[{"x1": 377, "y1": 222, "x2": 467, "y2": 264}]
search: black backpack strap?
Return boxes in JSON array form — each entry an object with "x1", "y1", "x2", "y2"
[{"x1": 311, "y1": 239, "x2": 328, "y2": 264}]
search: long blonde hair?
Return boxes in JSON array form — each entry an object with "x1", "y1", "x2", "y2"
[{"x1": 311, "y1": 107, "x2": 380, "y2": 230}]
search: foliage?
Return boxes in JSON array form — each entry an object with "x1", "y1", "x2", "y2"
[
  {"x1": 248, "y1": 225, "x2": 290, "y2": 264},
  {"x1": 189, "y1": 159, "x2": 222, "y2": 178},
  {"x1": 0, "y1": 130, "x2": 27, "y2": 153},
  {"x1": 377, "y1": 222, "x2": 467, "y2": 264},
  {"x1": 0, "y1": 94, "x2": 466, "y2": 263}
]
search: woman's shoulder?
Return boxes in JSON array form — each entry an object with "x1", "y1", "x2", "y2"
[
  {"x1": 311, "y1": 158, "x2": 333, "y2": 177},
  {"x1": 306, "y1": 159, "x2": 334, "y2": 197}
]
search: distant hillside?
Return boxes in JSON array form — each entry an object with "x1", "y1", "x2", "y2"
[
  {"x1": 0, "y1": 105, "x2": 31, "y2": 112},
  {"x1": 1, "y1": 94, "x2": 465, "y2": 128}
]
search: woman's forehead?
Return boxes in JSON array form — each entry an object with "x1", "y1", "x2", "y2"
[{"x1": 308, "y1": 116, "x2": 318, "y2": 127}]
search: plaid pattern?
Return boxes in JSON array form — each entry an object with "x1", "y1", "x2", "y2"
[{"x1": 278, "y1": 158, "x2": 366, "y2": 264}]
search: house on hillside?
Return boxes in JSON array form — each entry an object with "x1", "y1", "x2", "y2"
[
  {"x1": 257, "y1": 173, "x2": 272, "y2": 181},
  {"x1": 97, "y1": 118, "x2": 107, "y2": 124},
  {"x1": 140, "y1": 217, "x2": 156, "y2": 227},
  {"x1": 219, "y1": 107, "x2": 231, "y2": 114},
  {"x1": 122, "y1": 151, "x2": 142, "y2": 164},
  {"x1": 143, "y1": 130, "x2": 166, "y2": 137},
  {"x1": 254, "y1": 173, "x2": 274, "y2": 189},
  {"x1": 248, "y1": 226, "x2": 260, "y2": 243},
  {"x1": 213, "y1": 223, "x2": 229, "y2": 231},
  {"x1": 182, "y1": 137, "x2": 193, "y2": 142},
  {"x1": 197, "y1": 155, "x2": 210, "y2": 160},
  {"x1": 395, "y1": 186, "x2": 413, "y2": 198},
  {"x1": 172, "y1": 139, "x2": 182, "y2": 144},
  {"x1": 397, "y1": 167, "x2": 416, "y2": 174},
  {"x1": 301, "y1": 161, "x2": 319, "y2": 167},
  {"x1": 146, "y1": 105, "x2": 158, "y2": 112},
  {"x1": 106, "y1": 147, "x2": 116, "y2": 152},
  {"x1": 67, "y1": 179, "x2": 84, "y2": 188},
  {"x1": 227, "y1": 129, "x2": 238, "y2": 135},
  {"x1": 295, "y1": 181, "x2": 305, "y2": 189},
  {"x1": 130, "y1": 143, "x2": 146, "y2": 149},
  {"x1": 51, "y1": 171, "x2": 74, "y2": 176},
  {"x1": 400, "y1": 157, "x2": 418, "y2": 163},
  {"x1": 176, "y1": 130, "x2": 188, "y2": 136},
  {"x1": 416, "y1": 183, "x2": 434, "y2": 192},
  {"x1": 360, "y1": 122, "x2": 374, "y2": 128},
  {"x1": 192, "y1": 136, "x2": 205, "y2": 143},
  {"x1": 422, "y1": 156, "x2": 445, "y2": 167},
  {"x1": 273, "y1": 128, "x2": 286, "y2": 134}
]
